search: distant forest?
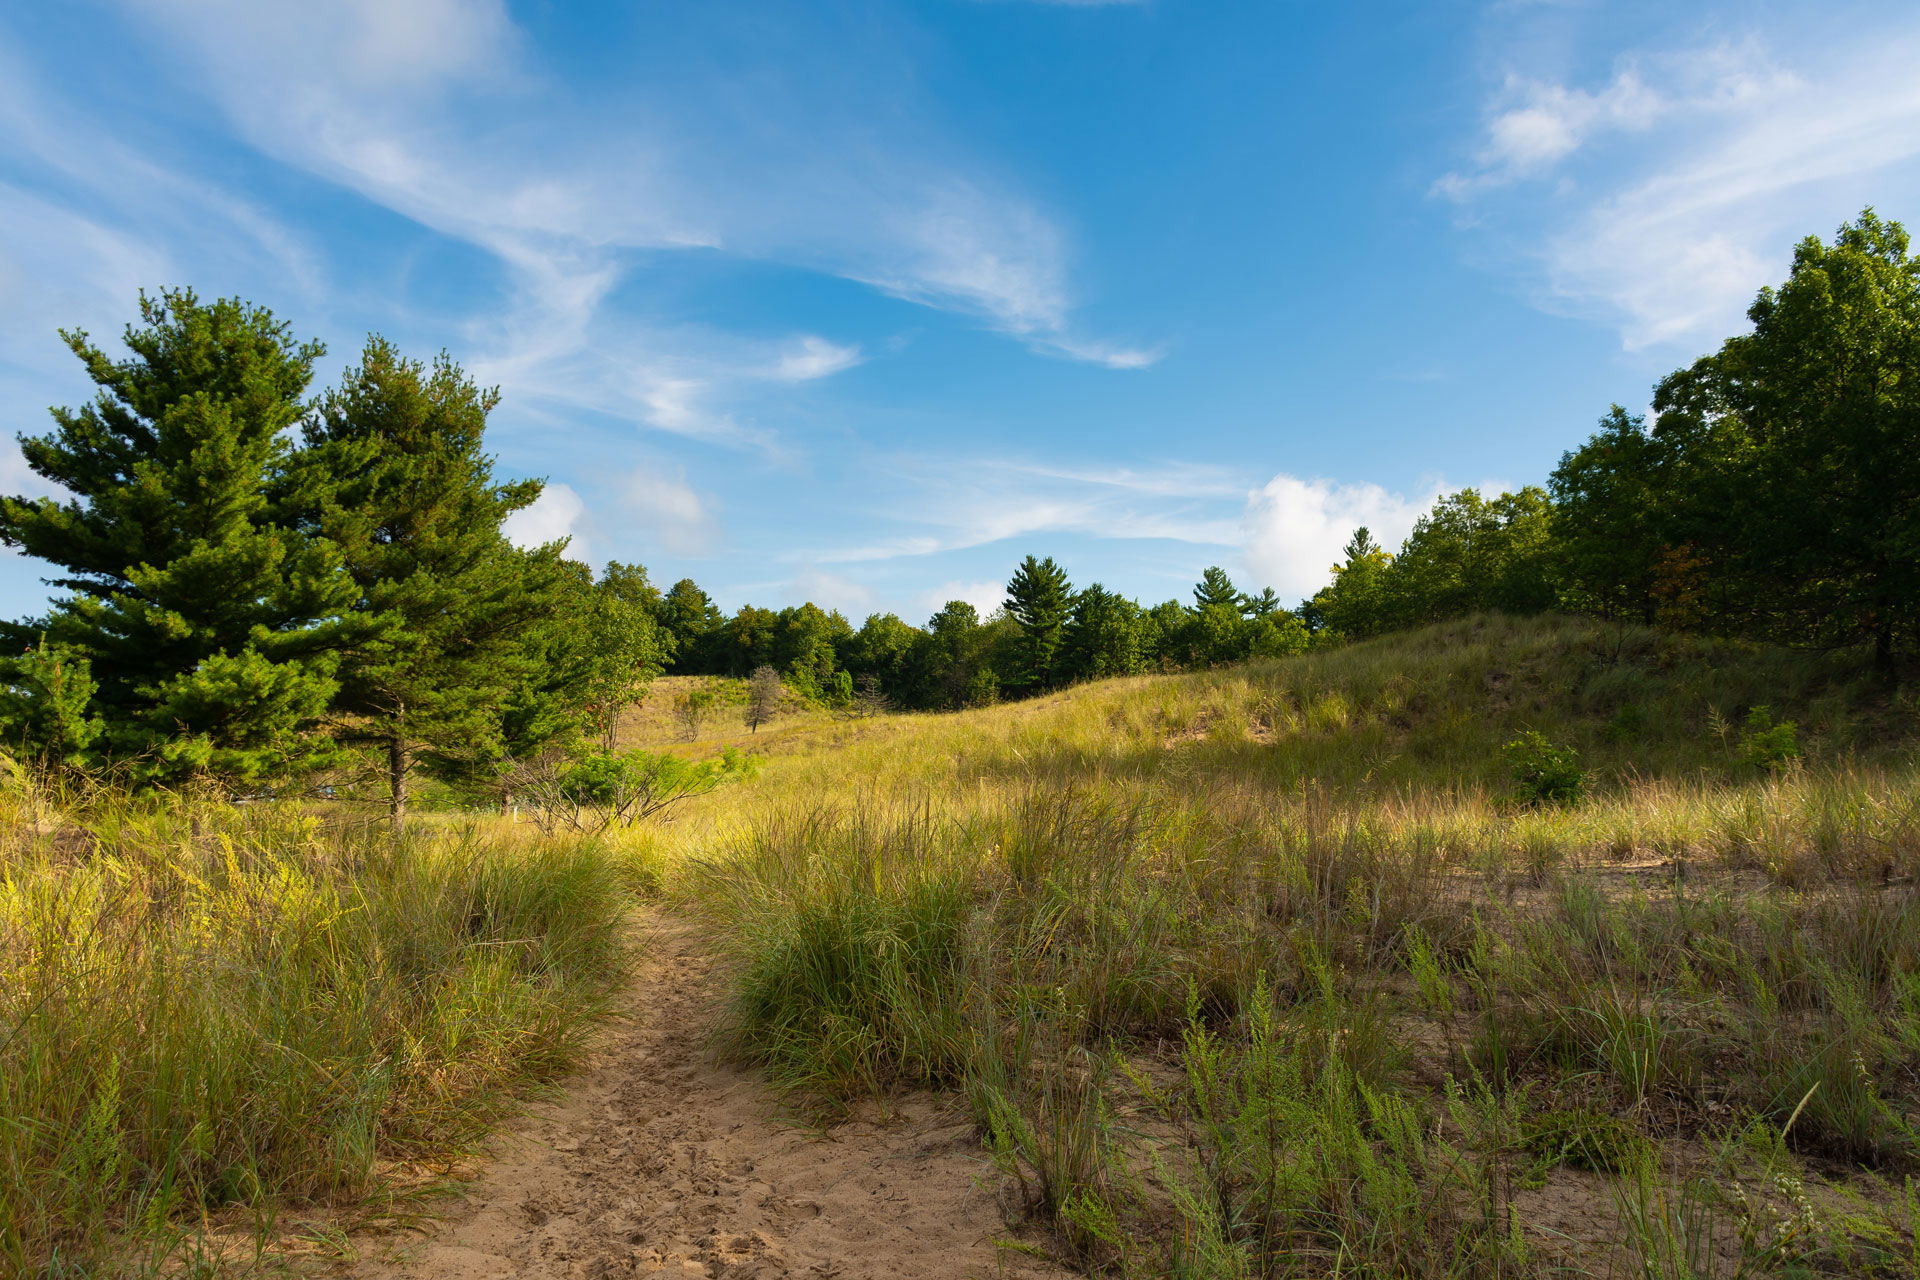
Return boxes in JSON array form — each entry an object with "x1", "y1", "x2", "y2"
[{"x1": 0, "y1": 210, "x2": 1914, "y2": 804}]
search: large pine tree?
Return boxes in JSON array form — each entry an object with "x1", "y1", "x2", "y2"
[
  {"x1": 1004, "y1": 554, "x2": 1072, "y2": 693},
  {"x1": 0, "y1": 290, "x2": 357, "y2": 783},
  {"x1": 292, "y1": 336, "x2": 554, "y2": 828}
]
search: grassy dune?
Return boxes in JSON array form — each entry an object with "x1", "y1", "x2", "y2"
[
  {"x1": 0, "y1": 788, "x2": 632, "y2": 1276},
  {"x1": 664, "y1": 615, "x2": 1920, "y2": 1276}
]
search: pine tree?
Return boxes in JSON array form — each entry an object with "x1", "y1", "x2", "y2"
[
  {"x1": 1309, "y1": 528, "x2": 1394, "y2": 639},
  {"x1": 1004, "y1": 555, "x2": 1073, "y2": 693},
  {"x1": 1241, "y1": 587, "x2": 1282, "y2": 619},
  {"x1": 0, "y1": 289, "x2": 357, "y2": 784},
  {"x1": 1192, "y1": 565, "x2": 1241, "y2": 611},
  {"x1": 0, "y1": 640, "x2": 105, "y2": 768},
  {"x1": 292, "y1": 336, "x2": 554, "y2": 828}
]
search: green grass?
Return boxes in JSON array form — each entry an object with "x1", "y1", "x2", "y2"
[
  {"x1": 0, "y1": 784, "x2": 632, "y2": 1275},
  {"x1": 668, "y1": 614, "x2": 1920, "y2": 1276}
]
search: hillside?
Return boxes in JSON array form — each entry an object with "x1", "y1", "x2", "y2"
[
  {"x1": 12, "y1": 615, "x2": 1915, "y2": 1276},
  {"x1": 652, "y1": 615, "x2": 1919, "y2": 1277}
]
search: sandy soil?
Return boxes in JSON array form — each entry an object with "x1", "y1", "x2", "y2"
[{"x1": 347, "y1": 909, "x2": 1065, "y2": 1280}]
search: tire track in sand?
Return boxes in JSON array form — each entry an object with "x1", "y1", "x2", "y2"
[{"x1": 349, "y1": 909, "x2": 1064, "y2": 1280}]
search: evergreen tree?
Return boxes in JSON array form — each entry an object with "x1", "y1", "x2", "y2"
[
  {"x1": 1309, "y1": 528, "x2": 1394, "y2": 638},
  {"x1": 1192, "y1": 565, "x2": 1241, "y2": 611},
  {"x1": 0, "y1": 640, "x2": 105, "y2": 769},
  {"x1": 1004, "y1": 555, "x2": 1073, "y2": 693},
  {"x1": 1241, "y1": 587, "x2": 1282, "y2": 619},
  {"x1": 293, "y1": 337, "x2": 559, "y2": 827},
  {"x1": 0, "y1": 290, "x2": 357, "y2": 784}
]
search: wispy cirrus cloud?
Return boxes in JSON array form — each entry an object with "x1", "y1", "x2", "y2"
[
  {"x1": 1437, "y1": 22, "x2": 1920, "y2": 349},
  {"x1": 109, "y1": 0, "x2": 1151, "y2": 455},
  {"x1": 810, "y1": 455, "x2": 1246, "y2": 564}
]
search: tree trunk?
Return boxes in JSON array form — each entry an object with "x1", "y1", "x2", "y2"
[
  {"x1": 1875, "y1": 623, "x2": 1895, "y2": 677},
  {"x1": 388, "y1": 733, "x2": 409, "y2": 838}
]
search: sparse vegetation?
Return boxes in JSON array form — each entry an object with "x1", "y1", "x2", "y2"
[{"x1": 673, "y1": 615, "x2": 1920, "y2": 1276}]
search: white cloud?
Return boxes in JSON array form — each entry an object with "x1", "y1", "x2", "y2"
[
  {"x1": 1436, "y1": 42, "x2": 1792, "y2": 197},
  {"x1": 811, "y1": 454, "x2": 1244, "y2": 564},
  {"x1": 1438, "y1": 29, "x2": 1920, "y2": 348},
  {"x1": 769, "y1": 336, "x2": 864, "y2": 381},
  {"x1": 912, "y1": 578, "x2": 1007, "y2": 621},
  {"x1": 503, "y1": 482, "x2": 588, "y2": 560},
  {"x1": 619, "y1": 469, "x2": 720, "y2": 557},
  {"x1": 1239, "y1": 474, "x2": 1443, "y2": 602},
  {"x1": 784, "y1": 569, "x2": 876, "y2": 617}
]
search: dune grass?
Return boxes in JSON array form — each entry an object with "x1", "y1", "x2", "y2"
[
  {"x1": 668, "y1": 614, "x2": 1920, "y2": 1276},
  {"x1": 0, "y1": 780, "x2": 633, "y2": 1276}
]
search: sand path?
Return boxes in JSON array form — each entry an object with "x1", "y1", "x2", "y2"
[{"x1": 348, "y1": 909, "x2": 1063, "y2": 1280}]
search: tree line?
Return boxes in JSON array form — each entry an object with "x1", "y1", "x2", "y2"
[
  {"x1": 1, "y1": 211, "x2": 1914, "y2": 805},
  {"x1": 1314, "y1": 209, "x2": 1920, "y2": 674}
]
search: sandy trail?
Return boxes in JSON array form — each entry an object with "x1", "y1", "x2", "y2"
[{"x1": 349, "y1": 909, "x2": 1063, "y2": 1280}]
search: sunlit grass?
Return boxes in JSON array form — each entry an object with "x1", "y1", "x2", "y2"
[
  {"x1": 666, "y1": 614, "x2": 1920, "y2": 1276},
  {"x1": 0, "y1": 781, "x2": 631, "y2": 1275}
]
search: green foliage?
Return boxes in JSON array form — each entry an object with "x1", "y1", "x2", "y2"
[
  {"x1": 293, "y1": 336, "x2": 558, "y2": 818},
  {"x1": 1190, "y1": 565, "x2": 1241, "y2": 611},
  {"x1": 674, "y1": 684, "x2": 718, "y2": 739},
  {"x1": 1738, "y1": 705, "x2": 1802, "y2": 771},
  {"x1": 0, "y1": 289, "x2": 358, "y2": 786},
  {"x1": 1310, "y1": 527, "x2": 1395, "y2": 638},
  {"x1": 1521, "y1": 1107, "x2": 1652, "y2": 1174},
  {"x1": 1062, "y1": 583, "x2": 1147, "y2": 680},
  {"x1": 0, "y1": 640, "x2": 104, "y2": 768},
  {"x1": 1651, "y1": 209, "x2": 1920, "y2": 666},
  {"x1": 560, "y1": 747, "x2": 751, "y2": 814},
  {"x1": 578, "y1": 562, "x2": 670, "y2": 750},
  {"x1": 1005, "y1": 555, "x2": 1074, "y2": 693},
  {"x1": 1502, "y1": 730, "x2": 1586, "y2": 807}
]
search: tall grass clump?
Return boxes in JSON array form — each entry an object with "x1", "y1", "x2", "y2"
[{"x1": 0, "y1": 783, "x2": 630, "y2": 1275}]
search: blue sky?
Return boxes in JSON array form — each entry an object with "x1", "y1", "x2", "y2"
[{"x1": 4, "y1": 0, "x2": 1919, "y2": 625}]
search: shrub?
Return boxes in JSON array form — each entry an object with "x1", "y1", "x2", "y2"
[
  {"x1": 1504, "y1": 730, "x2": 1586, "y2": 807},
  {"x1": 1522, "y1": 1107, "x2": 1652, "y2": 1174},
  {"x1": 1739, "y1": 705, "x2": 1801, "y2": 771}
]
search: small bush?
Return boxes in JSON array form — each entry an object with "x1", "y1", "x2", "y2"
[
  {"x1": 1523, "y1": 1107, "x2": 1652, "y2": 1174},
  {"x1": 1739, "y1": 705, "x2": 1801, "y2": 771},
  {"x1": 1504, "y1": 730, "x2": 1586, "y2": 807}
]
